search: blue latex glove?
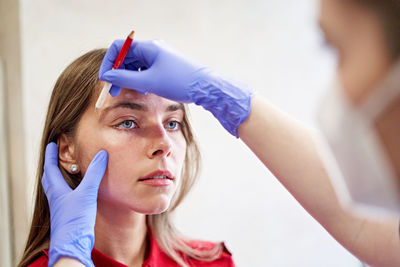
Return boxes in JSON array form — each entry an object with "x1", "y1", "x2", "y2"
[
  {"x1": 42, "y1": 142, "x2": 108, "y2": 267},
  {"x1": 99, "y1": 39, "x2": 253, "y2": 137}
]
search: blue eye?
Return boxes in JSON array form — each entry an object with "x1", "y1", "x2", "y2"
[
  {"x1": 117, "y1": 120, "x2": 136, "y2": 129},
  {"x1": 166, "y1": 121, "x2": 181, "y2": 131}
]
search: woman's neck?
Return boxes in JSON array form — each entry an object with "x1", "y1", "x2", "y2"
[{"x1": 94, "y1": 199, "x2": 148, "y2": 267}]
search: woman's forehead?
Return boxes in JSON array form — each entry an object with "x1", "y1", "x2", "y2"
[
  {"x1": 97, "y1": 88, "x2": 183, "y2": 115},
  {"x1": 110, "y1": 88, "x2": 180, "y2": 107}
]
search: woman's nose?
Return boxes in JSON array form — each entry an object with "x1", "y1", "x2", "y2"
[{"x1": 147, "y1": 125, "x2": 172, "y2": 159}]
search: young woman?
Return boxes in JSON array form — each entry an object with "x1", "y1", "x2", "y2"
[
  {"x1": 98, "y1": 0, "x2": 400, "y2": 266},
  {"x1": 18, "y1": 49, "x2": 234, "y2": 267}
]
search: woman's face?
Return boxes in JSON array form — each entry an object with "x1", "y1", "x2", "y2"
[{"x1": 72, "y1": 88, "x2": 187, "y2": 214}]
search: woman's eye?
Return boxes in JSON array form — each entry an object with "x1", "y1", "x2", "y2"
[
  {"x1": 165, "y1": 121, "x2": 181, "y2": 131},
  {"x1": 116, "y1": 120, "x2": 137, "y2": 129}
]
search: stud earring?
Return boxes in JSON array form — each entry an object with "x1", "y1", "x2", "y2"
[{"x1": 69, "y1": 164, "x2": 79, "y2": 173}]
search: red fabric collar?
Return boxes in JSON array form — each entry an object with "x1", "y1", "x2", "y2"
[
  {"x1": 90, "y1": 229, "x2": 178, "y2": 267},
  {"x1": 39, "y1": 231, "x2": 233, "y2": 267}
]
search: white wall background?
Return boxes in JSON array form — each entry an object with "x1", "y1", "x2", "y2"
[
  {"x1": 20, "y1": 0, "x2": 361, "y2": 266},
  {"x1": 0, "y1": 60, "x2": 13, "y2": 267}
]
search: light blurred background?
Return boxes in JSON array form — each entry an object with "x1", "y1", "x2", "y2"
[{"x1": 0, "y1": 0, "x2": 362, "y2": 266}]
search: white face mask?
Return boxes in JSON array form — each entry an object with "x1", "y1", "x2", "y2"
[{"x1": 317, "y1": 62, "x2": 400, "y2": 215}]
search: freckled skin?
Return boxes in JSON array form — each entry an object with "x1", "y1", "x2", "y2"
[{"x1": 74, "y1": 89, "x2": 187, "y2": 214}]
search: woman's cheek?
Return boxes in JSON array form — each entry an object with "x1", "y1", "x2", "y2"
[
  {"x1": 175, "y1": 137, "x2": 187, "y2": 163},
  {"x1": 97, "y1": 143, "x2": 143, "y2": 196},
  {"x1": 97, "y1": 159, "x2": 130, "y2": 200},
  {"x1": 97, "y1": 150, "x2": 123, "y2": 193},
  {"x1": 97, "y1": 168, "x2": 111, "y2": 197},
  {"x1": 76, "y1": 144, "x2": 101, "y2": 176}
]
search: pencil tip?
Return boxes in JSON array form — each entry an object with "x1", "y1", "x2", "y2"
[{"x1": 129, "y1": 30, "x2": 135, "y2": 39}]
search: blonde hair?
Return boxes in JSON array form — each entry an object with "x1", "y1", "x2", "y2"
[{"x1": 18, "y1": 49, "x2": 223, "y2": 267}]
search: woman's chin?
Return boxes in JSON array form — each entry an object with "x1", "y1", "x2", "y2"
[{"x1": 132, "y1": 197, "x2": 172, "y2": 215}]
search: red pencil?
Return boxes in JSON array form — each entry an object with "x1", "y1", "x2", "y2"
[
  {"x1": 113, "y1": 30, "x2": 134, "y2": 69},
  {"x1": 95, "y1": 30, "x2": 135, "y2": 109}
]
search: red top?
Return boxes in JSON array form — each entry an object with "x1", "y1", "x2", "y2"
[{"x1": 27, "y1": 233, "x2": 234, "y2": 267}]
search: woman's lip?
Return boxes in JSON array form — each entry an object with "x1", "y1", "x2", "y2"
[
  {"x1": 138, "y1": 170, "x2": 174, "y2": 181},
  {"x1": 138, "y1": 178, "x2": 173, "y2": 187}
]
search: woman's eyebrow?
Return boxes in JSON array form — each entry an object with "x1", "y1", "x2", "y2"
[
  {"x1": 99, "y1": 101, "x2": 147, "y2": 120},
  {"x1": 99, "y1": 102, "x2": 183, "y2": 119},
  {"x1": 103, "y1": 101, "x2": 147, "y2": 112},
  {"x1": 166, "y1": 103, "x2": 184, "y2": 112}
]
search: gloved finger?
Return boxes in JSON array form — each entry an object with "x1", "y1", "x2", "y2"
[
  {"x1": 42, "y1": 142, "x2": 72, "y2": 197},
  {"x1": 77, "y1": 150, "x2": 108, "y2": 193},
  {"x1": 109, "y1": 85, "x2": 121, "y2": 97},
  {"x1": 100, "y1": 68, "x2": 152, "y2": 94},
  {"x1": 129, "y1": 40, "x2": 161, "y2": 66},
  {"x1": 99, "y1": 40, "x2": 153, "y2": 79},
  {"x1": 119, "y1": 40, "x2": 162, "y2": 67},
  {"x1": 109, "y1": 85, "x2": 147, "y2": 97},
  {"x1": 123, "y1": 60, "x2": 148, "y2": 72}
]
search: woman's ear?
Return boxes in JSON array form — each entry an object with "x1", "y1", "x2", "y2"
[{"x1": 58, "y1": 133, "x2": 79, "y2": 174}]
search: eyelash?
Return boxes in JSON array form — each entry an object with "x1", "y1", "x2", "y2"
[
  {"x1": 116, "y1": 120, "x2": 137, "y2": 130},
  {"x1": 165, "y1": 121, "x2": 182, "y2": 131},
  {"x1": 115, "y1": 119, "x2": 183, "y2": 131}
]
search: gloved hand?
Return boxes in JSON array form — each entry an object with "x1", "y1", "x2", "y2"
[
  {"x1": 41, "y1": 142, "x2": 108, "y2": 267},
  {"x1": 99, "y1": 39, "x2": 253, "y2": 137}
]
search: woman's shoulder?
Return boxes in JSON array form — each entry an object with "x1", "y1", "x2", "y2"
[
  {"x1": 184, "y1": 240, "x2": 235, "y2": 267},
  {"x1": 26, "y1": 242, "x2": 235, "y2": 267},
  {"x1": 186, "y1": 239, "x2": 232, "y2": 254},
  {"x1": 26, "y1": 250, "x2": 49, "y2": 267}
]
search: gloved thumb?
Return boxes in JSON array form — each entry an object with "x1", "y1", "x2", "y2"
[{"x1": 78, "y1": 150, "x2": 108, "y2": 193}]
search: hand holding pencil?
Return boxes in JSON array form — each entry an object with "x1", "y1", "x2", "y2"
[
  {"x1": 95, "y1": 30, "x2": 134, "y2": 109},
  {"x1": 99, "y1": 38, "x2": 253, "y2": 137}
]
